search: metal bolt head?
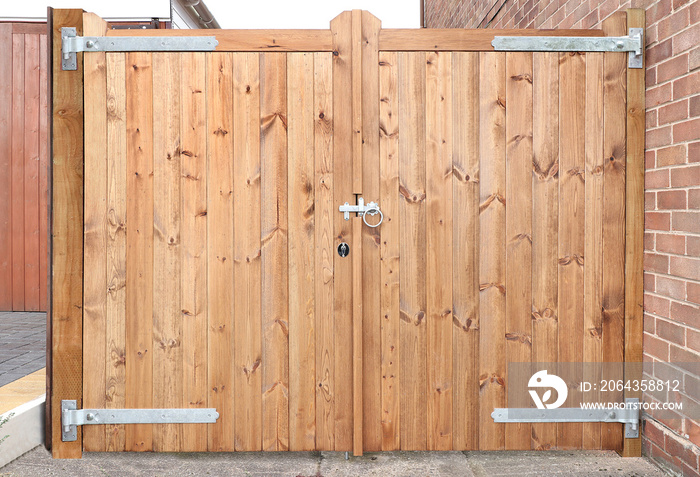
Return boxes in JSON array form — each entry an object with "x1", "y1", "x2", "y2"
[
  {"x1": 86, "y1": 413, "x2": 95, "y2": 421},
  {"x1": 615, "y1": 41, "x2": 624, "y2": 49},
  {"x1": 85, "y1": 40, "x2": 95, "y2": 49}
]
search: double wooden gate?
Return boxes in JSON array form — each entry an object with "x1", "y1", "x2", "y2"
[{"x1": 49, "y1": 8, "x2": 645, "y2": 457}]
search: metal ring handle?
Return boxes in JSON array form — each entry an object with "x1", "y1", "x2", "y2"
[{"x1": 362, "y1": 207, "x2": 383, "y2": 228}]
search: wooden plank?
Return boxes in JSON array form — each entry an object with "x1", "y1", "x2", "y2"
[
  {"x1": 0, "y1": 24, "x2": 12, "y2": 311},
  {"x1": 260, "y1": 52, "x2": 289, "y2": 452},
  {"x1": 351, "y1": 10, "x2": 363, "y2": 195},
  {"x1": 557, "y1": 50, "x2": 586, "y2": 450},
  {"x1": 531, "y1": 52, "x2": 559, "y2": 451},
  {"x1": 105, "y1": 51, "x2": 127, "y2": 452},
  {"x1": 425, "y1": 50, "x2": 453, "y2": 451},
  {"x1": 13, "y1": 23, "x2": 47, "y2": 35},
  {"x1": 583, "y1": 51, "x2": 604, "y2": 451},
  {"x1": 50, "y1": 8, "x2": 84, "y2": 458},
  {"x1": 379, "y1": 28, "x2": 605, "y2": 51},
  {"x1": 451, "y1": 51, "x2": 480, "y2": 451},
  {"x1": 361, "y1": 10, "x2": 382, "y2": 453},
  {"x1": 478, "y1": 52, "x2": 506, "y2": 451},
  {"x1": 39, "y1": 35, "x2": 49, "y2": 313},
  {"x1": 180, "y1": 52, "x2": 208, "y2": 452},
  {"x1": 330, "y1": 11, "x2": 353, "y2": 452},
  {"x1": 124, "y1": 51, "x2": 154, "y2": 452},
  {"x1": 152, "y1": 52, "x2": 182, "y2": 452},
  {"x1": 232, "y1": 52, "x2": 262, "y2": 452},
  {"x1": 287, "y1": 52, "x2": 316, "y2": 452},
  {"x1": 379, "y1": 50, "x2": 400, "y2": 451},
  {"x1": 106, "y1": 28, "x2": 334, "y2": 51},
  {"x1": 622, "y1": 8, "x2": 645, "y2": 459},
  {"x1": 23, "y1": 33, "x2": 41, "y2": 312},
  {"x1": 206, "y1": 52, "x2": 234, "y2": 452},
  {"x1": 397, "y1": 51, "x2": 427, "y2": 451},
  {"x1": 12, "y1": 33, "x2": 25, "y2": 311},
  {"x1": 504, "y1": 51, "x2": 532, "y2": 451},
  {"x1": 314, "y1": 51, "x2": 334, "y2": 452},
  {"x1": 601, "y1": 12, "x2": 627, "y2": 452},
  {"x1": 352, "y1": 215, "x2": 363, "y2": 456},
  {"x1": 81, "y1": 13, "x2": 108, "y2": 453}
]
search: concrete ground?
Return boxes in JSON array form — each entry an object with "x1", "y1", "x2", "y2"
[
  {"x1": 0, "y1": 312, "x2": 46, "y2": 387},
  {"x1": 0, "y1": 446, "x2": 669, "y2": 476}
]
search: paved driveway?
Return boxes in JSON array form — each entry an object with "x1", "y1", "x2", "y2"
[{"x1": 0, "y1": 313, "x2": 45, "y2": 387}]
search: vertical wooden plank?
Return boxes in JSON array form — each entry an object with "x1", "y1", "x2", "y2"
[
  {"x1": 361, "y1": 10, "x2": 382, "y2": 453},
  {"x1": 180, "y1": 52, "x2": 208, "y2": 452},
  {"x1": 233, "y1": 52, "x2": 262, "y2": 452},
  {"x1": 583, "y1": 52, "x2": 604, "y2": 450},
  {"x1": 426, "y1": 50, "x2": 453, "y2": 451},
  {"x1": 287, "y1": 52, "x2": 316, "y2": 452},
  {"x1": 125, "y1": 51, "x2": 154, "y2": 452},
  {"x1": 504, "y1": 51, "x2": 532, "y2": 451},
  {"x1": 352, "y1": 215, "x2": 363, "y2": 456},
  {"x1": 623, "y1": 8, "x2": 645, "y2": 459},
  {"x1": 531, "y1": 52, "x2": 559, "y2": 451},
  {"x1": 39, "y1": 35, "x2": 49, "y2": 313},
  {"x1": 24, "y1": 33, "x2": 41, "y2": 311},
  {"x1": 12, "y1": 33, "x2": 25, "y2": 311},
  {"x1": 152, "y1": 52, "x2": 182, "y2": 452},
  {"x1": 398, "y1": 51, "x2": 427, "y2": 451},
  {"x1": 314, "y1": 51, "x2": 335, "y2": 452},
  {"x1": 452, "y1": 51, "x2": 480, "y2": 451},
  {"x1": 379, "y1": 50, "x2": 400, "y2": 451},
  {"x1": 0, "y1": 24, "x2": 13, "y2": 311},
  {"x1": 50, "y1": 8, "x2": 84, "y2": 458},
  {"x1": 330, "y1": 11, "x2": 353, "y2": 452},
  {"x1": 260, "y1": 52, "x2": 289, "y2": 452},
  {"x1": 82, "y1": 13, "x2": 108, "y2": 453},
  {"x1": 557, "y1": 50, "x2": 586, "y2": 450},
  {"x1": 478, "y1": 52, "x2": 506, "y2": 451},
  {"x1": 601, "y1": 11, "x2": 627, "y2": 452},
  {"x1": 351, "y1": 10, "x2": 362, "y2": 194},
  {"x1": 206, "y1": 52, "x2": 234, "y2": 452},
  {"x1": 105, "y1": 52, "x2": 127, "y2": 452}
]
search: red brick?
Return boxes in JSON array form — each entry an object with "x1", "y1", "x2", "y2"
[
  {"x1": 647, "y1": 83, "x2": 672, "y2": 107},
  {"x1": 647, "y1": 109, "x2": 658, "y2": 128},
  {"x1": 689, "y1": 419, "x2": 700, "y2": 447},
  {"x1": 673, "y1": 211, "x2": 700, "y2": 233},
  {"x1": 673, "y1": 23, "x2": 700, "y2": 56},
  {"x1": 673, "y1": 0, "x2": 692, "y2": 8},
  {"x1": 646, "y1": 251, "x2": 670, "y2": 273},
  {"x1": 656, "y1": 316, "x2": 686, "y2": 343},
  {"x1": 645, "y1": 272, "x2": 656, "y2": 292},
  {"x1": 689, "y1": 327, "x2": 700, "y2": 351},
  {"x1": 644, "y1": 330, "x2": 671, "y2": 358},
  {"x1": 674, "y1": 118, "x2": 700, "y2": 142},
  {"x1": 647, "y1": 66, "x2": 657, "y2": 87},
  {"x1": 670, "y1": 256, "x2": 700, "y2": 281},
  {"x1": 647, "y1": 126, "x2": 673, "y2": 148},
  {"x1": 688, "y1": 235, "x2": 700, "y2": 256},
  {"x1": 691, "y1": 47, "x2": 700, "y2": 71},
  {"x1": 645, "y1": 313, "x2": 656, "y2": 333},
  {"x1": 644, "y1": 415, "x2": 666, "y2": 448},
  {"x1": 647, "y1": 0, "x2": 672, "y2": 25},
  {"x1": 658, "y1": 53, "x2": 689, "y2": 87},
  {"x1": 580, "y1": 9, "x2": 597, "y2": 28},
  {"x1": 647, "y1": 39, "x2": 673, "y2": 66},
  {"x1": 645, "y1": 231, "x2": 656, "y2": 250},
  {"x1": 691, "y1": 95, "x2": 700, "y2": 118},
  {"x1": 658, "y1": 7, "x2": 690, "y2": 41},
  {"x1": 670, "y1": 300, "x2": 700, "y2": 327},
  {"x1": 645, "y1": 191, "x2": 656, "y2": 210},
  {"x1": 659, "y1": 98, "x2": 689, "y2": 125},
  {"x1": 656, "y1": 144, "x2": 687, "y2": 166},
  {"x1": 689, "y1": 282, "x2": 700, "y2": 305},
  {"x1": 646, "y1": 211, "x2": 672, "y2": 231},
  {"x1": 598, "y1": 0, "x2": 618, "y2": 22},
  {"x1": 646, "y1": 150, "x2": 656, "y2": 169},
  {"x1": 673, "y1": 71, "x2": 700, "y2": 100},
  {"x1": 647, "y1": 169, "x2": 671, "y2": 189},
  {"x1": 666, "y1": 427, "x2": 700, "y2": 468},
  {"x1": 690, "y1": 142, "x2": 700, "y2": 163},
  {"x1": 658, "y1": 190, "x2": 687, "y2": 209},
  {"x1": 656, "y1": 233, "x2": 685, "y2": 254},
  {"x1": 671, "y1": 165, "x2": 700, "y2": 187},
  {"x1": 692, "y1": 0, "x2": 700, "y2": 22}
]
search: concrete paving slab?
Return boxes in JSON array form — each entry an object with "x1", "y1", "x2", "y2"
[{"x1": 0, "y1": 447, "x2": 669, "y2": 477}]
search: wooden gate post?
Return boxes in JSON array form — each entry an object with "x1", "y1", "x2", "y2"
[{"x1": 48, "y1": 8, "x2": 85, "y2": 458}]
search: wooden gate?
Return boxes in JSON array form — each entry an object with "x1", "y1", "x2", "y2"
[{"x1": 49, "y1": 8, "x2": 645, "y2": 458}]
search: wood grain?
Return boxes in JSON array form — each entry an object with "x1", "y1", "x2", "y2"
[
  {"x1": 39, "y1": 34, "x2": 49, "y2": 312},
  {"x1": 12, "y1": 33, "x2": 25, "y2": 311},
  {"x1": 260, "y1": 52, "x2": 290, "y2": 452},
  {"x1": 0, "y1": 24, "x2": 11, "y2": 311},
  {"x1": 478, "y1": 52, "x2": 506, "y2": 451},
  {"x1": 451, "y1": 51, "x2": 480, "y2": 451},
  {"x1": 233, "y1": 52, "x2": 262, "y2": 451},
  {"x1": 397, "y1": 51, "x2": 427, "y2": 451}
]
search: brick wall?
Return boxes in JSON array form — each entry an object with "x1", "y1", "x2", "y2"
[{"x1": 424, "y1": 0, "x2": 700, "y2": 475}]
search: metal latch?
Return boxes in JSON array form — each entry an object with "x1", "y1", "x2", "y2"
[
  {"x1": 492, "y1": 28, "x2": 644, "y2": 68},
  {"x1": 491, "y1": 398, "x2": 640, "y2": 438},
  {"x1": 61, "y1": 400, "x2": 219, "y2": 441},
  {"x1": 339, "y1": 197, "x2": 383, "y2": 228},
  {"x1": 61, "y1": 27, "x2": 218, "y2": 71}
]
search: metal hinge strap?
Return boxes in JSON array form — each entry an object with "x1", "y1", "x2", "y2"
[
  {"x1": 492, "y1": 28, "x2": 644, "y2": 68},
  {"x1": 61, "y1": 27, "x2": 218, "y2": 70},
  {"x1": 491, "y1": 398, "x2": 640, "y2": 438},
  {"x1": 61, "y1": 400, "x2": 219, "y2": 441}
]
